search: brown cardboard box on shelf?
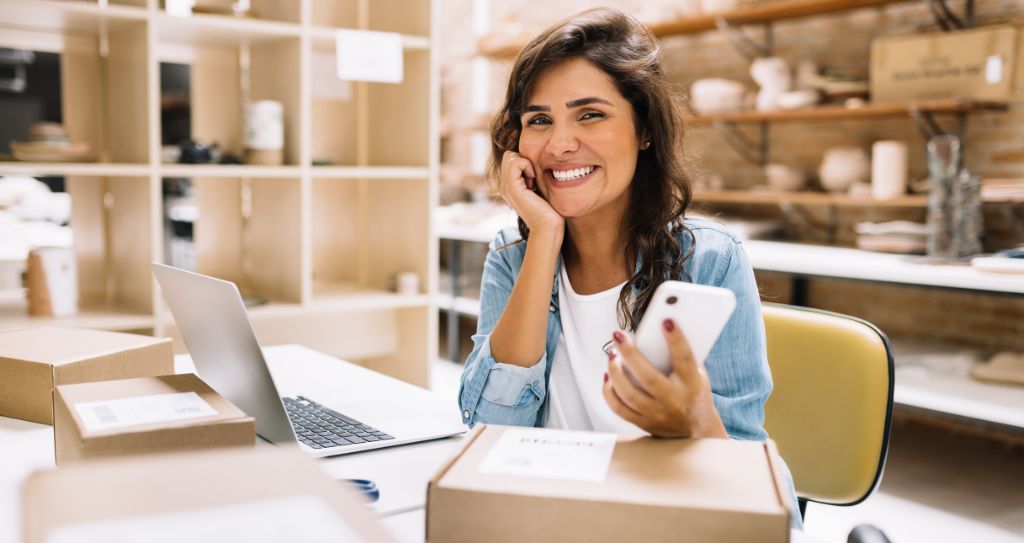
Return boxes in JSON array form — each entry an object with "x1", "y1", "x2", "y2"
[
  {"x1": 22, "y1": 447, "x2": 394, "y2": 543},
  {"x1": 427, "y1": 424, "x2": 792, "y2": 543},
  {"x1": 0, "y1": 327, "x2": 173, "y2": 424},
  {"x1": 53, "y1": 373, "x2": 255, "y2": 465},
  {"x1": 870, "y1": 25, "x2": 1020, "y2": 103}
]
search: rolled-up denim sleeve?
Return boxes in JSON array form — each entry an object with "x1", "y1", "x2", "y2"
[
  {"x1": 458, "y1": 232, "x2": 547, "y2": 427},
  {"x1": 705, "y1": 239, "x2": 772, "y2": 442}
]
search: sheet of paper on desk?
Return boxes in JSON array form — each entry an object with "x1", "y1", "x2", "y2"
[
  {"x1": 478, "y1": 428, "x2": 616, "y2": 482},
  {"x1": 45, "y1": 496, "x2": 368, "y2": 543},
  {"x1": 336, "y1": 29, "x2": 403, "y2": 84},
  {"x1": 73, "y1": 392, "x2": 217, "y2": 433}
]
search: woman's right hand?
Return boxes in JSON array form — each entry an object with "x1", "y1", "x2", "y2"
[{"x1": 498, "y1": 150, "x2": 564, "y2": 236}]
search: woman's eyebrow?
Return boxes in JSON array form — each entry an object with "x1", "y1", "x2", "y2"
[{"x1": 566, "y1": 96, "x2": 613, "y2": 109}]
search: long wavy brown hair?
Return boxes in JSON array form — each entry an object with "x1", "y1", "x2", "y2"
[{"x1": 488, "y1": 7, "x2": 694, "y2": 331}]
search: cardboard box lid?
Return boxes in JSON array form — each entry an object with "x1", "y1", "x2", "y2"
[
  {"x1": 22, "y1": 447, "x2": 394, "y2": 543},
  {"x1": 433, "y1": 425, "x2": 789, "y2": 517},
  {"x1": 56, "y1": 373, "x2": 251, "y2": 437},
  {"x1": 0, "y1": 327, "x2": 171, "y2": 367}
]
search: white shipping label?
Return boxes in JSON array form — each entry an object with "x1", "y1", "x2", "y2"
[
  {"x1": 336, "y1": 29, "x2": 404, "y2": 84},
  {"x1": 45, "y1": 495, "x2": 369, "y2": 543},
  {"x1": 74, "y1": 392, "x2": 218, "y2": 433},
  {"x1": 478, "y1": 428, "x2": 617, "y2": 482},
  {"x1": 985, "y1": 55, "x2": 1004, "y2": 84}
]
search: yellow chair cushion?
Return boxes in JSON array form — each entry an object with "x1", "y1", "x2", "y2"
[{"x1": 763, "y1": 304, "x2": 892, "y2": 505}]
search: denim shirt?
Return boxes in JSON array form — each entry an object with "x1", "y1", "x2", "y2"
[{"x1": 458, "y1": 217, "x2": 803, "y2": 526}]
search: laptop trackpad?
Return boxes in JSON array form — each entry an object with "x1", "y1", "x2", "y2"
[{"x1": 333, "y1": 400, "x2": 421, "y2": 423}]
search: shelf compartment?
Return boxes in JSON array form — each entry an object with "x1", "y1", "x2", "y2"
[
  {"x1": 310, "y1": 48, "x2": 430, "y2": 168},
  {"x1": 170, "y1": 36, "x2": 302, "y2": 166},
  {"x1": 685, "y1": 100, "x2": 1008, "y2": 125},
  {"x1": 67, "y1": 175, "x2": 160, "y2": 314},
  {"x1": 309, "y1": 28, "x2": 431, "y2": 51},
  {"x1": 312, "y1": 178, "x2": 429, "y2": 296},
  {"x1": 190, "y1": 176, "x2": 303, "y2": 305}
]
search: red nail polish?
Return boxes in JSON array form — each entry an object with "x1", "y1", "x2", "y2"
[
  {"x1": 613, "y1": 331, "x2": 625, "y2": 344},
  {"x1": 603, "y1": 373, "x2": 609, "y2": 383},
  {"x1": 607, "y1": 349, "x2": 616, "y2": 361},
  {"x1": 663, "y1": 319, "x2": 675, "y2": 332}
]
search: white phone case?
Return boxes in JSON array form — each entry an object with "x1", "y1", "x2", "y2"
[{"x1": 632, "y1": 281, "x2": 737, "y2": 375}]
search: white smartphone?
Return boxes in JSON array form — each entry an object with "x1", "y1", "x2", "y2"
[{"x1": 631, "y1": 281, "x2": 737, "y2": 375}]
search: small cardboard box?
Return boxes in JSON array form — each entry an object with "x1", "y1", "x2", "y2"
[
  {"x1": 53, "y1": 373, "x2": 256, "y2": 465},
  {"x1": 427, "y1": 425, "x2": 792, "y2": 543},
  {"x1": 0, "y1": 327, "x2": 174, "y2": 424},
  {"x1": 22, "y1": 447, "x2": 394, "y2": 543},
  {"x1": 870, "y1": 25, "x2": 1020, "y2": 103}
]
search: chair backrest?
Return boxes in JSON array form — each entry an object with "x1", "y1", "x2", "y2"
[{"x1": 762, "y1": 303, "x2": 894, "y2": 506}]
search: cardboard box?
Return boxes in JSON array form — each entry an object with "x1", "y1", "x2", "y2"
[
  {"x1": 427, "y1": 424, "x2": 792, "y2": 543},
  {"x1": 0, "y1": 327, "x2": 173, "y2": 424},
  {"x1": 871, "y1": 25, "x2": 1020, "y2": 103},
  {"x1": 53, "y1": 373, "x2": 256, "y2": 464},
  {"x1": 22, "y1": 447, "x2": 394, "y2": 543}
]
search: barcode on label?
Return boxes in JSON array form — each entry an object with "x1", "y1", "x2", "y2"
[{"x1": 91, "y1": 405, "x2": 118, "y2": 424}]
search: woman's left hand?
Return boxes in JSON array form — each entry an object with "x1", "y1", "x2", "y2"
[{"x1": 602, "y1": 320, "x2": 728, "y2": 439}]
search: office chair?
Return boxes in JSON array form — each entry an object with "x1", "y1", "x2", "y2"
[{"x1": 762, "y1": 303, "x2": 894, "y2": 520}]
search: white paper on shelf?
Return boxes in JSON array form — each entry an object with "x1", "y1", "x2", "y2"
[
  {"x1": 74, "y1": 391, "x2": 218, "y2": 433},
  {"x1": 44, "y1": 495, "x2": 369, "y2": 543},
  {"x1": 335, "y1": 29, "x2": 403, "y2": 84},
  {"x1": 478, "y1": 428, "x2": 616, "y2": 482}
]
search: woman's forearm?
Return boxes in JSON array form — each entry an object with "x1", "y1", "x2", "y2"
[{"x1": 489, "y1": 228, "x2": 563, "y2": 367}]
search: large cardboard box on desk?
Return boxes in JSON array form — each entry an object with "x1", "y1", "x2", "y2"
[
  {"x1": 870, "y1": 25, "x2": 1020, "y2": 103},
  {"x1": 22, "y1": 447, "x2": 395, "y2": 543},
  {"x1": 53, "y1": 373, "x2": 256, "y2": 464},
  {"x1": 0, "y1": 327, "x2": 173, "y2": 424},
  {"x1": 427, "y1": 424, "x2": 792, "y2": 543}
]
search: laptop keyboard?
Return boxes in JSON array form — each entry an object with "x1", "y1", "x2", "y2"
[{"x1": 283, "y1": 396, "x2": 394, "y2": 449}]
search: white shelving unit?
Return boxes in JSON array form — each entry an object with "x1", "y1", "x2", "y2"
[{"x1": 0, "y1": 0, "x2": 440, "y2": 387}]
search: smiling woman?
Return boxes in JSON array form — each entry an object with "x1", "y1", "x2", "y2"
[{"x1": 458, "y1": 7, "x2": 802, "y2": 527}]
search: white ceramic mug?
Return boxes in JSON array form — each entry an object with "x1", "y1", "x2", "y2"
[{"x1": 871, "y1": 140, "x2": 908, "y2": 200}]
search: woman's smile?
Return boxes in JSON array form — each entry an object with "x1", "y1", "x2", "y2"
[{"x1": 545, "y1": 164, "x2": 600, "y2": 188}]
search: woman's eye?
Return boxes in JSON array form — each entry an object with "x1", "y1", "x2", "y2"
[
  {"x1": 580, "y1": 111, "x2": 605, "y2": 121},
  {"x1": 526, "y1": 116, "x2": 551, "y2": 126}
]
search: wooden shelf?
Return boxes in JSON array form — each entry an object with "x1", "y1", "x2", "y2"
[
  {"x1": 154, "y1": 12, "x2": 300, "y2": 45},
  {"x1": 477, "y1": 0, "x2": 912, "y2": 58},
  {"x1": 435, "y1": 295, "x2": 480, "y2": 317},
  {"x1": 0, "y1": 162, "x2": 152, "y2": 177},
  {"x1": 310, "y1": 166, "x2": 430, "y2": 179},
  {"x1": 0, "y1": 0, "x2": 148, "y2": 36},
  {"x1": 309, "y1": 283, "x2": 430, "y2": 312},
  {"x1": 686, "y1": 100, "x2": 1009, "y2": 125},
  {"x1": 309, "y1": 27, "x2": 431, "y2": 50},
  {"x1": 694, "y1": 190, "x2": 929, "y2": 207},
  {"x1": 159, "y1": 165, "x2": 302, "y2": 178},
  {"x1": 649, "y1": 0, "x2": 910, "y2": 36},
  {"x1": 0, "y1": 290, "x2": 155, "y2": 332}
]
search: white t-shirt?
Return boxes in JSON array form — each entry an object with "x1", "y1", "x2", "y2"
[{"x1": 544, "y1": 265, "x2": 648, "y2": 437}]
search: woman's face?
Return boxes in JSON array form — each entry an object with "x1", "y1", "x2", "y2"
[{"x1": 518, "y1": 57, "x2": 642, "y2": 220}]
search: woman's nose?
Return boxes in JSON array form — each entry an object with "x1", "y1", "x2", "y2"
[{"x1": 546, "y1": 124, "x2": 580, "y2": 156}]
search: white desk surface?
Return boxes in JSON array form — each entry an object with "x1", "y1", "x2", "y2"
[{"x1": 0, "y1": 344, "x2": 819, "y2": 543}]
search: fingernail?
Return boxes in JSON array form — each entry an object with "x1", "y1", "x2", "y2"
[
  {"x1": 603, "y1": 373, "x2": 609, "y2": 383},
  {"x1": 612, "y1": 331, "x2": 625, "y2": 344},
  {"x1": 607, "y1": 349, "x2": 616, "y2": 361},
  {"x1": 663, "y1": 319, "x2": 675, "y2": 332}
]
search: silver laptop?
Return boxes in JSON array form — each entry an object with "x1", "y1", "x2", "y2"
[{"x1": 153, "y1": 263, "x2": 464, "y2": 457}]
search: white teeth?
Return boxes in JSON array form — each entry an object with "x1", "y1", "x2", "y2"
[{"x1": 552, "y1": 166, "x2": 594, "y2": 182}]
